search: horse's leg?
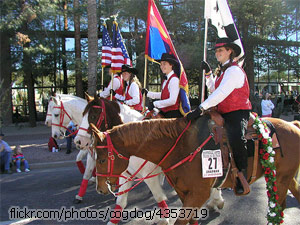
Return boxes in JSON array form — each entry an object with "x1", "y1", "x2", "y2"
[
  {"x1": 76, "y1": 150, "x2": 88, "y2": 174},
  {"x1": 205, "y1": 188, "x2": 224, "y2": 210},
  {"x1": 174, "y1": 189, "x2": 211, "y2": 225},
  {"x1": 143, "y1": 176, "x2": 169, "y2": 225},
  {"x1": 288, "y1": 178, "x2": 300, "y2": 203},
  {"x1": 74, "y1": 153, "x2": 95, "y2": 204},
  {"x1": 107, "y1": 175, "x2": 133, "y2": 225}
]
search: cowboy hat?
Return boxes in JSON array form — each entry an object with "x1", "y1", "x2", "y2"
[
  {"x1": 121, "y1": 65, "x2": 138, "y2": 75},
  {"x1": 215, "y1": 37, "x2": 241, "y2": 56},
  {"x1": 156, "y1": 53, "x2": 179, "y2": 66}
]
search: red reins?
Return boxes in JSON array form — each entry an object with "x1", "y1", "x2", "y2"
[{"x1": 94, "y1": 120, "x2": 213, "y2": 196}]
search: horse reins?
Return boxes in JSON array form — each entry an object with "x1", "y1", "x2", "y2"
[{"x1": 95, "y1": 120, "x2": 213, "y2": 196}]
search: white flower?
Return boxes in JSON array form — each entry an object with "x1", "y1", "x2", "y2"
[
  {"x1": 258, "y1": 124, "x2": 265, "y2": 130},
  {"x1": 269, "y1": 202, "x2": 276, "y2": 208},
  {"x1": 269, "y1": 212, "x2": 276, "y2": 217},
  {"x1": 263, "y1": 132, "x2": 269, "y2": 139},
  {"x1": 269, "y1": 157, "x2": 274, "y2": 163},
  {"x1": 267, "y1": 147, "x2": 273, "y2": 153},
  {"x1": 253, "y1": 124, "x2": 257, "y2": 129},
  {"x1": 273, "y1": 170, "x2": 276, "y2": 175},
  {"x1": 267, "y1": 222, "x2": 273, "y2": 225},
  {"x1": 271, "y1": 150, "x2": 275, "y2": 155}
]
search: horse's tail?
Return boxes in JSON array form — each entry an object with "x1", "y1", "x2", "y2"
[{"x1": 291, "y1": 120, "x2": 300, "y2": 129}]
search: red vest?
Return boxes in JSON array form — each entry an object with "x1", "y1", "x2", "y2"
[
  {"x1": 160, "y1": 74, "x2": 180, "y2": 113},
  {"x1": 215, "y1": 64, "x2": 252, "y2": 114},
  {"x1": 106, "y1": 75, "x2": 124, "y2": 100},
  {"x1": 125, "y1": 83, "x2": 143, "y2": 111}
]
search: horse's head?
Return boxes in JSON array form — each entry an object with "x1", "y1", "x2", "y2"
[
  {"x1": 45, "y1": 96, "x2": 55, "y2": 127},
  {"x1": 91, "y1": 123, "x2": 129, "y2": 195},
  {"x1": 74, "y1": 93, "x2": 123, "y2": 150},
  {"x1": 51, "y1": 96, "x2": 72, "y2": 139}
]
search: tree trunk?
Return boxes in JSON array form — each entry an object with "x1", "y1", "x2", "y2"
[
  {"x1": 0, "y1": 32, "x2": 13, "y2": 125},
  {"x1": 62, "y1": 0, "x2": 68, "y2": 94},
  {"x1": 74, "y1": 0, "x2": 84, "y2": 98},
  {"x1": 87, "y1": 0, "x2": 98, "y2": 95},
  {"x1": 23, "y1": 43, "x2": 36, "y2": 127}
]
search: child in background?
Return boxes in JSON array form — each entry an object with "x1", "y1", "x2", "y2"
[{"x1": 12, "y1": 145, "x2": 30, "y2": 173}]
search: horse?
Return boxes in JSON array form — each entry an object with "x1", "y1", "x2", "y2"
[
  {"x1": 48, "y1": 94, "x2": 99, "y2": 202},
  {"x1": 75, "y1": 95, "x2": 224, "y2": 224},
  {"x1": 91, "y1": 116, "x2": 300, "y2": 225}
]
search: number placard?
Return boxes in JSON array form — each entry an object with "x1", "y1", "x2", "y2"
[{"x1": 201, "y1": 150, "x2": 223, "y2": 178}]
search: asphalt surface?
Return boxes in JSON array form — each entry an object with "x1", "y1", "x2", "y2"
[{"x1": 0, "y1": 165, "x2": 299, "y2": 225}]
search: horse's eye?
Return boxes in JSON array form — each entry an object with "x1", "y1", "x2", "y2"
[
  {"x1": 98, "y1": 159, "x2": 106, "y2": 164},
  {"x1": 54, "y1": 114, "x2": 59, "y2": 117}
]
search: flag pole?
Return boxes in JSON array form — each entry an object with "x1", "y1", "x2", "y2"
[
  {"x1": 101, "y1": 66, "x2": 104, "y2": 91},
  {"x1": 110, "y1": 72, "x2": 114, "y2": 100},
  {"x1": 143, "y1": 57, "x2": 147, "y2": 111},
  {"x1": 201, "y1": 13, "x2": 209, "y2": 103}
]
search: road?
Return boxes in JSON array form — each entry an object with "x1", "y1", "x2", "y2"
[{"x1": 1, "y1": 165, "x2": 299, "y2": 225}]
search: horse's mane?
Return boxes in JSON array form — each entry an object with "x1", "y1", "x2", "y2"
[{"x1": 109, "y1": 118, "x2": 188, "y2": 146}]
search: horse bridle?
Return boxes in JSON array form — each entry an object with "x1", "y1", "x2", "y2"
[
  {"x1": 95, "y1": 131, "x2": 129, "y2": 181},
  {"x1": 78, "y1": 99, "x2": 108, "y2": 135},
  {"x1": 51, "y1": 100, "x2": 77, "y2": 136}
]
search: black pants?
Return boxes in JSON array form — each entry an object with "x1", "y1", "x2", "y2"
[
  {"x1": 160, "y1": 110, "x2": 183, "y2": 118},
  {"x1": 222, "y1": 110, "x2": 250, "y2": 171}
]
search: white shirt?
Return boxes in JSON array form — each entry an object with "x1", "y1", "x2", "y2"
[
  {"x1": 200, "y1": 61, "x2": 245, "y2": 110},
  {"x1": 115, "y1": 81, "x2": 140, "y2": 106},
  {"x1": 99, "y1": 75, "x2": 121, "y2": 98},
  {"x1": 147, "y1": 71, "x2": 180, "y2": 109},
  {"x1": 261, "y1": 99, "x2": 274, "y2": 116}
]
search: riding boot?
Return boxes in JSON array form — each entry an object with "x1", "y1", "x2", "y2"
[{"x1": 236, "y1": 169, "x2": 247, "y2": 194}]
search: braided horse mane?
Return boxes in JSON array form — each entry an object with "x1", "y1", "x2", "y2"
[{"x1": 107, "y1": 118, "x2": 188, "y2": 147}]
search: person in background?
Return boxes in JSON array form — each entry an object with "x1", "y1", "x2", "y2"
[
  {"x1": 0, "y1": 133, "x2": 12, "y2": 174},
  {"x1": 98, "y1": 65, "x2": 123, "y2": 100},
  {"x1": 142, "y1": 53, "x2": 182, "y2": 118},
  {"x1": 65, "y1": 121, "x2": 77, "y2": 154},
  {"x1": 115, "y1": 65, "x2": 143, "y2": 112},
  {"x1": 261, "y1": 93, "x2": 275, "y2": 117},
  {"x1": 187, "y1": 37, "x2": 252, "y2": 195},
  {"x1": 12, "y1": 145, "x2": 30, "y2": 173}
]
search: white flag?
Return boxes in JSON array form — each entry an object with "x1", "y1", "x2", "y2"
[{"x1": 205, "y1": 0, "x2": 244, "y2": 63}]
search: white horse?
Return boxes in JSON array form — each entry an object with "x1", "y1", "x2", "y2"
[{"x1": 75, "y1": 95, "x2": 225, "y2": 224}]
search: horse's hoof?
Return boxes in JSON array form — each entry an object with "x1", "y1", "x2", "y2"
[
  {"x1": 217, "y1": 200, "x2": 225, "y2": 209},
  {"x1": 73, "y1": 199, "x2": 82, "y2": 204}
]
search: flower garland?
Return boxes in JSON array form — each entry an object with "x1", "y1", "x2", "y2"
[{"x1": 252, "y1": 113, "x2": 284, "y2": 224}]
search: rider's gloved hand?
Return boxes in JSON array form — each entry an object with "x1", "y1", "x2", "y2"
[
  {"x1": 186, "y1": 106, "x2": 204, "y2": 121},
  {"x1": 201, "y1": 61, "x2": 212, "y2": 76},
  {"x1": 141, "y1": 88, "x2": 148, "y2": 96},
  {"x1": 110, "y1": 89, "x2": 116, "y2": 96},
  {"x1": 148, "y1": 101, "x2": 155, "y2": 111}
]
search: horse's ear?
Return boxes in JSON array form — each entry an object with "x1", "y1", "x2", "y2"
[
  {"x1": 90, "y1": 123, "x2": 105, "y2": 142},
  {"x1": 85, "y1": 92, "x2": 93, "y2": 103},
  {"x1": 52, "y1": 96, "x2": 59, "y2": 105}
]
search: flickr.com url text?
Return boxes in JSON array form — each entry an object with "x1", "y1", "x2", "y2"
[{"x1": 9, "y1": 206, "x2": 209, "y2": 222}]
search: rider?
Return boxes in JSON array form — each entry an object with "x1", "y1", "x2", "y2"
[
  {"x1": 142, "y1": 53, "x2": 182, "y2": 118},
  {"x1": 98, "y1": 65, "x2": 123, "y2": 100},
  {"x1": 187, "y1": 37, "x2": 252, "y2": 194},
  {"x1": 115, "y1": 65, "x2": 143, "y2": 112}
]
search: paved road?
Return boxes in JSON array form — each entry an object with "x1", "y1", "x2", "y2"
[{"x1": 1, "y1": 165, "x2": 299, "y2": 225}]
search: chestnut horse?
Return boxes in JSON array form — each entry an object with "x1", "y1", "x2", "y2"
[{"x1": 91, "y1": 116, "x2": 300, "y2": 225}]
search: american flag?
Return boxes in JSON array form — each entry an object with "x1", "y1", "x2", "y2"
[
  {"x1": 111, "y1": 20, "x2": 131, "y2": 73},
  {"x1": 101, "y1": 24, "x2": 113, "y2": 67}
]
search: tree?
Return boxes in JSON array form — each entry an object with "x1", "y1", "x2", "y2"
[
  {"x1": 74, "y1": 0, "x2": 84, "y2": 98},
  {"x1": 87, "y1": 0, "x2": 98, "y2": 95}
]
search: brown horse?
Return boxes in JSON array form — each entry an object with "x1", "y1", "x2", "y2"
[{"x1": 91, "y1": 115, "x2": 300, "y2": 225}]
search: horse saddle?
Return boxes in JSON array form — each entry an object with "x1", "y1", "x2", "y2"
[{"x1": 207, "y1": 110, "x2": 281, "y2": 196}]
